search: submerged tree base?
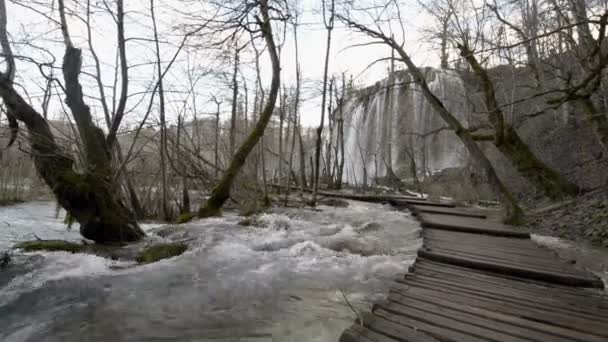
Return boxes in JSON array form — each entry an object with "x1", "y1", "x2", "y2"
[
  {"x1": 14, "y1": 240, "x2": 188, "y2": 264},
  {"x1": 135, "y1": 243, "x2": 187, "y2": 264},
  {"x1": 198, "y1": 205, "x2": 222, "y2": 218},
  {"x1": 177, "y1": 212, "x2": 195, "y2": 224},
  {"x1": 15, "y1": 240, "x2": 88, "y2": 253}
]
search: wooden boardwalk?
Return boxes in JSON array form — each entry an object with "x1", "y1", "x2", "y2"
[{"x1": 340, "y1": 196, "x2": 608, "y2": 342}]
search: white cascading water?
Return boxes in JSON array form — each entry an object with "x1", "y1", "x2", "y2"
[{"x1": 340, "y1": 68, "x2": 470, "y2": 185}]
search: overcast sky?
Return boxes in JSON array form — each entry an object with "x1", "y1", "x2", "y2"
[{"x1": 2, "y1": 0, "x2": 440, "y2": 129}]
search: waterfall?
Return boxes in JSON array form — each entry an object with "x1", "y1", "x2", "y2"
[{"x1": 339, "y1": 68, "x2": 469, "y2": 185}]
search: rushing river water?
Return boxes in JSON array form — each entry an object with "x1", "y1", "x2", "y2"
[{"x1": 0, "y1": 200, "x2": 422, "y2": 342}]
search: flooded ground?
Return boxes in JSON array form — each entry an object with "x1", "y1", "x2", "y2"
[{"x1": 0, "y1": 200, "x2": 422, "y2": 342}]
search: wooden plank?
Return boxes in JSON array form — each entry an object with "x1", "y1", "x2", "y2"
[
  {"x1": 318, "y1": 191, "x2": 422, "y2": 203},
  {"x1": 423, "y1": 241, "x2": 563, "y2": 262},
  {"x1": 386, "y1": 289, "x2": 608, "y2": 342},
  {"x1": 398, "y1": 274, "x2": 608, "y2": 321},
  {"x1": 401, "y1": 199, "x2": 455, "y2": 208},
  {"x1": 373, "y1": 308, "x2": 494, "y2": 342},
  {"x1": 410, "y1": 205, "x2": 487, "y2": 218},
  {"x1": 419, "y1": 243, "x2": 596, "y2": 279},
  {"x1": 418, "y1": 249, "x2": 604, "y2": 288},
  {"x1": 413, "y1": 260, "x2": 608, "y2": 311},
  {"x1": 423, "y1": 229, "x2": 549, "y2": 251},
  {"x1": 419, "y1": 213, "x2": 530, "y2": 238},
  {"x1": 420, "y1": 245, "x2": 585, "y2": 275},
  {"x1": 340, "y1": 325, "x2": 401, "y2": 342},
  {"x1": 392, "y1": 280, "x2": 608, "y2": 334},
  {"x1": 360, "y1": 313, "x2": 441, "y2": 342},
  {"x1": 375, "y1": 300, "x2": 536, "y2": 342},
  {"x1": 422, "y1": 236, "x2": 554, "y2": 258}
]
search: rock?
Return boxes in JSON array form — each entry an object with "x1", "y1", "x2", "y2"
[
  {"x1": 154, "y1": 225, "x2": 187, "y2": 238},
  {"x1": 1, "y1": 250, "x2": 11, "y2": 268},
  {"x1": 318, "y1": 198, "x2": 349, "y2": 207},
  {"x1": 177, "y1": 212, "x2": 195, "y2": 224},
  {"x1": 135, "y1": 243, "x2": 188, "y2": 264},
  {"x1": 238, "y1": 215, "x2": 267, "y2": 228}
]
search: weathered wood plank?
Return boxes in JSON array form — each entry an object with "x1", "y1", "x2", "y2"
[
  {"x1": 340, "y1": 324, "x2": 402, "y2": 342},
  {"x1": 420, "y1": 245, "x2": 585, "y2": 274},
  {"x1": 418, "y1": 249, "x2": 604, "y2": 288},
  {"x1": 386, "y1": 289, "x2": 608, "y2": 342},
  {"x1": 392, "y1": 280, "x2": 608, "y2": 333},
  {"x1": 413, "y1": 260, "x2": 608, "y2": 309},
  {"x1": 396, "y1": 199, "x2": 455, "y2": 208},
  {"x1": 373, "y1": 307, "x2": 493, "y2": 342},
  {"x1": 359, "y1": 312, "x2": 442, "y2": 342},
  {"x1": 396, "y1": 275, "x2": 608, "y2": 321},
  {"x1": 375, "y1": 299, "x2": 537, "y2": 342},
  {"x1": 410, "y1": 205, "x2": 487, "y2": 218},
  {"x1": 419, "y1": 213, "x2": 530, "y2": 238}
]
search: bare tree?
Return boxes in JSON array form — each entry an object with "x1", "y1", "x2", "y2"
[
  {"x1": 198, "y1": 0, "x2": 285, "y2": 217},
  {"x1": 458, "y1": 42, "x2": 578, "y2": 199},
  {"x1": 338, "y1": 3, "x2": 523, "y2": 223},
  {"x1": 312, "y1": 0, "x2": 335, "y2": 205},
  {"x1": 0, "y1": 0, "x2": 144, "y2": 243}
]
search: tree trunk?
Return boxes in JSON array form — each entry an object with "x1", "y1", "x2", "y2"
[
  {"x1": 278, "y1": 89, "x2": 285, "y2": 193},
  {"x1": 458, "y1": 43, "x2": 578, "y2": 200},
  {"x1": 312, "y1": 0, "x2": 335, "y2": 205},
  {"x1": 340, "y1": 19, "x2": 523, "y2": 222},
  {"x1": 198, "y1": 0, "x2": 280, "y2": 217},
  {"x1": 151, "y1": 0, "x2": 171, "y2": 220},
  {"x1": 213, "y1": 99, "x2": 221, "y2": 178},
  {"x1": 230, "y1": 44, "x2": 240, "y2": 157}
]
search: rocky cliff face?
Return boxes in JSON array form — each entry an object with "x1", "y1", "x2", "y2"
[{"x1": 339, "y1": 66, "x2": 608, "y2": 198}]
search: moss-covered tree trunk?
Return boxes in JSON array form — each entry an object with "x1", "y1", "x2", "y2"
[
  {"x1": 340, "y1": 20, "x2": 523, "y2": 223},
  {"x1": 0, "y1": 74, "x2": 144, "y2": 243},
  {"x1": 198, "y1": 0, "x2": 280, "y2": 217},
  {"x1": 0, "y1": 0, "x2": 143, "y2": 244},
  {"x1": 458, "y1": 43, "x2": 578, "y2": 200}
]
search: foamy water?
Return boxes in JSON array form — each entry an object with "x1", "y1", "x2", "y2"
[{"x1": 0, "y1": 200, "x2": 422, "y2": 342}]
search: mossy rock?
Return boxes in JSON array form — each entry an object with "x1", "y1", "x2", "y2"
[
  {"x1": 0, "y1": 198, "x2": 25, "y2": 206},
  {"x1": 238, "y1": 215, "x2": 267, "y2": 228},
  {"x1": 318, "y1": 198, "x2": 349, "y2": 207},
  {"x1": 239, "y1": 200, "x2": 264, "y2": 217},
  {"x1": 177, "y1": 212, "x2": 195, "y2": 224},
  {"x1": 14, "y1": 240, "x2": 87, "y2": 253},
  {"x1": 198, "y1": 205, "x2": 222, "y2": 218},
  {"x1": 135, "y1": 243, "x2": 188, "y2": 264}
]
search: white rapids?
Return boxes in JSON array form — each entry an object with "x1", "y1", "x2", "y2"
[{"x1": 0, "y1": 200, "x2": 422, "y2": 342}]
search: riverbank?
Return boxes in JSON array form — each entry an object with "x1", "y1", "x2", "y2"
[{"x1": 526, "y1": 189, "x2": 608, "y2": 248}]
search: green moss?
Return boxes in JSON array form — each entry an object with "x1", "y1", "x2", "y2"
[
  {"x1": 177, "y1": 212, "x2": 195, "y2": 224},
  {"x1": 591, "y1": 224, "x2": 608, "y2": 247},
  {"x1": 0, "y1": 198, "x2": 25, "y2": 206},
  {"x1": 198, "y1": 205, "x2": 222, "y2": 218},
  {"x1": 590, "y1": 208, "x2": 608, "y2": 247},
  {"x1": 15, "y1": 240, "x2": 87, "y2": 253},
  {"x1": 135, "y1": 243, "x2": 188, "y2": 264}
]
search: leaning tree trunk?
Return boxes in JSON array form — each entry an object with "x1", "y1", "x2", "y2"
[
  {"x1": 0, "y1": 0, "x2": 144, "y2": 245},
  {"x1": 340, "y1": 18, "x2": 523, "y2": 223},
  {"x1": 198, "y1": 0, "x2": 280, "y2": 217},
  {"x1": 61, "y1": 47, "x2": 145, "y2": 243},
  {"x1": 0, "y1": 61, "x2": 144, "y2": 244},
  {"x1": 458, "y1": 44, "x2": 578, "y2": 200}
]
